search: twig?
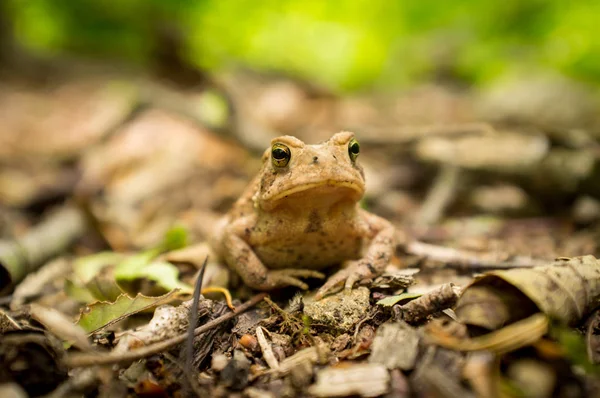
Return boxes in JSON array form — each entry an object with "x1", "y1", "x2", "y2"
[
  {"x1": 404, "y1": 240, "x2": 547, "y2": 270},
  {"x1": 353, "y1": 313, "x2": 374, "y2": 343},
  {"x1": 44, "y1": 368, "x2": 99, "y2": 398},
  {"x1": 361, "y1": 123, "x2": 496, "y2": 146},
  {"x1": 414, "y1": 164, "x2": 460, "y2": 227},
  {"x1": 64, "y1": 292, "x2": 268, "y2": 368},
  {"x1": 256, "y1": 326, "x2": 279, "y2": 370},
  {"x1": 0, "y1": 205, "x2": 87, "y2": 289},
  {"x1": 0, "y1": 308, "x2": 21, "y2": 330},
  {"x1": 394, "y1": 283, "x2": 460, "y2": 324}
]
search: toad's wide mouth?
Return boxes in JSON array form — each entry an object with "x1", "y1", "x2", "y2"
[{"x1": 267, "y1": 180, "x2": 365, "y2": 203}]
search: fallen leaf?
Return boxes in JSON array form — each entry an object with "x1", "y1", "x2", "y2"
[
  {"x1": 377, "y1": 292, "x2": 422, "y2": 307},
  {"x1": 159, "y1": 225, "x2": 188, "y2": 252},
  {"x1": 426, "y1": 313, "x2": 548, "y2": 355},
  {"x1": 77, "y1": 290, "x2": 180, "y2": 334},
  {"x1": 128, "y1": 261, "x2": 193, "y2": 294},
  {"x1": 456, "y1": 255, "x2": 600, "y2": 328},
  {"x1": 73, "y1": 252, "x2": 125, "y2": 283}
]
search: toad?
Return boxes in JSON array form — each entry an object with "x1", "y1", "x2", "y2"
[{"x1": 211, "y1": 132, "x2": 395, "y2": 299}]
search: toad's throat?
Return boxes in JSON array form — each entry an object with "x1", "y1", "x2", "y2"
[{"x1": 269, "y1": 180, "x2": 364, "y2": 202}]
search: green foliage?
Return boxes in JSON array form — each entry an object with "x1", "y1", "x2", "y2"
[
  {"x1": 8, "y1": 0, "x2": 600, "y2": 90},
  {"x1": 160, "y1": 225, "x2": 189, "y2": 252},
  {"x1": 551, "y1": 322, "x2": 600, "y2": 375},
  {"x1": 77, "y1": 290, "x2": 180, "y2": 333},
  {"x1": 66, "y1": 226, "x2": 192, "y2": 303}
]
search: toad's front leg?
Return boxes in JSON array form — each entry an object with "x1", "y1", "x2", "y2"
[
  {"x1": 315, "y1": 210, "x2": 395, "y2": 299},
  {"x1": 222, "y1": 217, "x2": 325, "y2": 290}
]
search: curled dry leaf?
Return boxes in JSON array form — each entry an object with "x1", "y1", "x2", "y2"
[{"x1": 456, "y1": 255, "x2": 600, "y2": 328}]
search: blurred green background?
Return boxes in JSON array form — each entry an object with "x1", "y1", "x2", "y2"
[{"x1": 6, "y1": 0, "x2": 599, "y2": 91}]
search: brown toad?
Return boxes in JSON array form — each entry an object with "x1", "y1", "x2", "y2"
[{"x1": 212, "y1": 132, "x2": 395, "y2": 299}]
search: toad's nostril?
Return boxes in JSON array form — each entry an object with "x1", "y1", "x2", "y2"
[{"x1": 313, "y1": 156, "x2": 319, "y2": 164}]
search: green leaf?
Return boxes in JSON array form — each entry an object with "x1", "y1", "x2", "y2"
[
  {"x1": 160, "y1": 225, "x2": 189, "y2": 252},
  {"x1": 114, "y1": 249, "x2": 159, "y2": 280},
  {"x1": 71, "y1": 252, "x2": 127, "y2": 302},
  {"x1": 77, "y1": 290, "x2": 180, "y2": 334},
  {"x1": 551, "y1": 323, "x2": 600, "y2": 375},
  {"x1": 377, "y1": 292, "x2": 422, "y2": 307},
  {"x1": 64, "y1": 279, "x2": 97, "y2": 303},
  {"x1": 132, "y1": 261, "x2": 193, "y2": 294},
  {"x1": 73, "y1": 252, "x2": 125, "y2": 283}
]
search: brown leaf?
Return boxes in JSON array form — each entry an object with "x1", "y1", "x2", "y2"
[
  {"x1": 456, "y1": 255, "x2": 600, "y2": 328},
  {"x1": 426, "y1": 313, "x2": 548, "y2": 355}
]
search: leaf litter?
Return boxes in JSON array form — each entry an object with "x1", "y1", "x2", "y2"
[{"x1": 2, "y1": 72, "x2": 600, "y2": 397}]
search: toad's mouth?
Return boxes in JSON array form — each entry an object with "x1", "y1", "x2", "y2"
[{"x1": 269, "y1": 180, "x2": 365, "y2": 202}]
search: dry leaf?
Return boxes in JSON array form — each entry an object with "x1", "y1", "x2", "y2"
[
  {"x1": 426, "y1": 313, "x2": 548, "y2": 355},
  {"x1": 456, "y1": 255, "x2": 600, "y2": 328}
]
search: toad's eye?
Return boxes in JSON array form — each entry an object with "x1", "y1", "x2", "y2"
[
  {"x1": 348, "y1": 138, "x2": 360, "y2": 162},
  {"x1": 271, "y1": 143, "x2": 291, "y2": 167}
]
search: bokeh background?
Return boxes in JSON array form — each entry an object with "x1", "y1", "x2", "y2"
[
  {"x1": 4, "y1": 0, "x2": 599, "y2": 91},
  {"x1": 1, "y1": 0, "x2": 600, "y2": 260}
]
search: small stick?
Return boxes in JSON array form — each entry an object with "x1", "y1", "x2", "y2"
[
  {"x1": 394, "y1": 283, "x2": 460, "y2": 324},
  {"x1": 361, "y1": 123, "x2": 496, "y2": 146},
  {"x1": 0, "y1": 205, "x2": 87, "y2": 289},
  {"x1": 404, "y1": 240, "x2": 547, "y2": 270},
  {"x1": 414, "y1": 164, "x2": 460, "y2": 227},
  {"x1": 64, "y1": 292, "x2": 268, "y2": 368},
  {"x1": 256, "y1": 326, "x2": 279, "y2": 370}
]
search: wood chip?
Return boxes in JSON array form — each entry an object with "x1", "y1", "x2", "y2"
[
  {"x1": 368, "y1": 321, "x2": 419, "y2": 370},
  {"x1": 275, "y1": 343, "x2": 330, "y2": 376},
  {"x1": 308, "y1": 362, "x2": 390, "y2": 397}
]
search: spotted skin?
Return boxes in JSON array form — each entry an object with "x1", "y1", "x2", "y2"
[{"x1": 211, "y1": 132, "x2": 395, "y2": 298}]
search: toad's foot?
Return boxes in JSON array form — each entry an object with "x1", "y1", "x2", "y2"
[
  {"x1": 259, "y1": 269, "x2": 325, "y2": 290},
  {"x1": 315, "y1": 259, "x2": 375, "y2": 300}
]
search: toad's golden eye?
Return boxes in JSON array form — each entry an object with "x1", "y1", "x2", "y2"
[
  {"x1": 271, "y1": 143, "x2": 291, "y2": 167},
  {"x1": 348, "y1": 138, "x2": 360, "y2": 162}
]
